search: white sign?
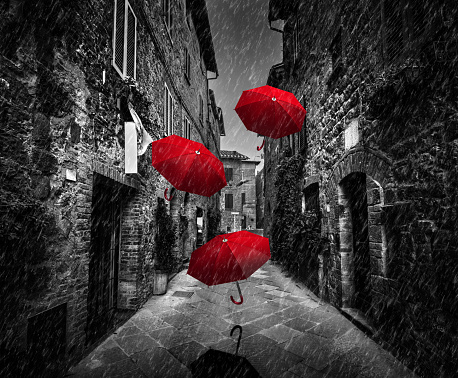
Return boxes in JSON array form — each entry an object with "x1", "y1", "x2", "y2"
[
  {"x1": 65, "y1": 169, "x2": 77, "y2": 182},
  {"x1": 125, "y1": 122, "x2": 137, "y2": 173},
  {"x1": 344, "y1": 118, "x2": 359, "y2": 150}
]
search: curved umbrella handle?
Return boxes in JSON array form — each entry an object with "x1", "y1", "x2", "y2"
[
  {"x1": 230, "y1": 325, "x2": 242, "y2": 356},
  {"x1": 230, "y1": 281, "x2": 243, "y2": 305},
  {"x1": 164, "y1": 188, "x2": 174, "y2": 201},
  {"x1": 257, "y1": 138, "x2": 265, "y2": 151}
]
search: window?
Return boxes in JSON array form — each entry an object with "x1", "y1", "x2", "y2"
[
  {"x1": 185, "y1": 0, "x2": 191, "y2": 29},
  {"x1": 225, "y1": 194, "x2": 233, "y2": 209},
  {"x1": 164, "y1": 84, "x2": 174, "y2": 135},
  {"x1": 293, "y1": 18, "x2": 300, "y2": 65},
  {"x1": 225, "y1": 168, "x2": 233, "y2": 182},
  {"x1": 112, "y1": 0, "x2": 137, "y2": 80},
  {"x1": 199, "y1": 94, "x2": 204, "y2": 123},
  {"x1": 299, "y1": 96, "x2": 307, "y2": 153},
  {"x1": 242, "y1": 193, "x2": 246, "y2": 205},
  {"x1": 163, "y1": 0, "x2": 173, "y2": 35},
  {"x1": 183, "y1": 116, "x2": 191, "y2": 139},
  {"x1": 184, "y1": 47, "x2": 191, "y2": 82},
  {"x1": 289, "y1": 134, "x2": 296, "y2": 155}
]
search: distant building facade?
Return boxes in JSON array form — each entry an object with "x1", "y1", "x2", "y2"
[
  {"x1": 0, "y1": 0, "x2": 223, "y2": 376},
  {"x1": 220, "y1": 151, "x2": 260, "y2": 232},
  {"x1": 264, "y1": 0, "x2": 458, "y2": 375}
]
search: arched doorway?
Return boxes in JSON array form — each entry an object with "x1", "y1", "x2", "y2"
[
  {"x1": 339, "y1": 173, "x2": 371, "y2": 313},
  {"x1": 325, "y1": 148, "x2": 391, "y2": 312},
  {"x1": 300, "y1": 181, "x2": 321, "y2": 296}
]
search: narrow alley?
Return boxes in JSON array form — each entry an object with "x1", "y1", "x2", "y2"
[{"x1": 69, "y1": 261, "x2": 416, "y2": 378}]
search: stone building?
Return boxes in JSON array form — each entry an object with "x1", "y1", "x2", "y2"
[
  {"x1": 264, "y1": 0, "x2": 458, "y2": 376},
  {"x1": 255, "y1": 167, "x2": 264, "y2": 230},
  {"x1": 0, "y1": 0, "x2": 223, "y2": 376},
  {"x1": 220, "y1": 150, "x2": 260, "y2": 233}
]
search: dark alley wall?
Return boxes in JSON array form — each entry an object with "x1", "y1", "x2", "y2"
[
  {"x1": 264, "y1": 0, "x2": 458, "y2": 376},
  {"x1": 0, "y1": 0, "x2": 222, "y2": 375}
]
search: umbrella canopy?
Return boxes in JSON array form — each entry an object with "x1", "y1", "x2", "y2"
[
  {"x1": 151, "y1": 135, "x2": 226, "y2": 198},
  {"x1": 235, "y1": 85, "x2": 306, "y2": 149},
  {"x1": 187, "y1": 231, "x2": 270, "y2": 304},
  {"x1": 190, "y1": 349, "x2": 260, "y2": 378},
  {"x1": 190, "y1": 325, "x2": 261, "y2": 378}
]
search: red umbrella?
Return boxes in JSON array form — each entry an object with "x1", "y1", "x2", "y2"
[
  {"x1": 187, "y1": 231, "x2": 270, "y2": 305},
  {"x1": 151, "y1": 135, "x2": 226, "y2": 200},
  {"x1": 234, "y1": 85, "x2": 306, "y2": 150}
]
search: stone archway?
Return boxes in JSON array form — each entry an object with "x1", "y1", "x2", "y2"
[{"x1": 325, "y1": 147, "x2": 391, "y2": 311}]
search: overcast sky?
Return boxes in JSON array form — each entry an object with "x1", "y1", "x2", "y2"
[{"x1": 206, "y1": 0, "x2": 283, "y2": 170}]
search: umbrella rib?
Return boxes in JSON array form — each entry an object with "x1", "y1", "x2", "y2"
[
  {"x1": 209, "y1": 243, "x2": 234, "y2": 285},
  {"x1": 152, "y1": 150, "x2": 200, "y2": 166},
  {"x1": 225, "y1": 242, "x2": 250, "y2": 280},
  {"x1": 275, "y1": 100, "x2": 304, "y2": 128}
]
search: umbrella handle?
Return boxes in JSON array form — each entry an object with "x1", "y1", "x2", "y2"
[
  {"x1": 257, "y1": 138, "x2": 265, "y2": 151},
  {"x1": 230, "y1": 281, "x2": 244, "y2": 305},
  {"x1": 230, "y1": 325, "x2": 242, "y2": 356},
  {"x1": 164, "y1": 188, "x2": 174, "y2": 201}
]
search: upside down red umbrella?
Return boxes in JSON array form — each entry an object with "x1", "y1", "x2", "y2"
[
  {"x1": 187, "y1": 231, "x2": 270, "y2": 305},
  {"x1": 151, "y1": 135, "x2": 226, "y2": 200},
  {"x1": 234, "y1": 85, "x2": 306, "y2": 150}
]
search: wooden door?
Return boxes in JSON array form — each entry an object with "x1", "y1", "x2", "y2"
[{"x1": 86, "y1": 174, "x2": 122, "y2": 346}]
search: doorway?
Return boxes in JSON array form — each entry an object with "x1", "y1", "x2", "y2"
[
  {"x1": 196, "y1": 207, "x2": 203, "y2": 248},
  {"x1": 339, "y1": 173, "x2": 371, "y2": 313},
  {"x1": 86, "y1": 173, "x2": 125, "y2": 345}
]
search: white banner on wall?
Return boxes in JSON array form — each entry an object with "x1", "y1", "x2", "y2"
[{"x1": 125, "y1": 121, "x2": 138, "y2": 173}]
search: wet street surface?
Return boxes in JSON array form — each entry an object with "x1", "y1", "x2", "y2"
[{"x1": 69, "y1": 262, "x2": 417, "y2": 378}]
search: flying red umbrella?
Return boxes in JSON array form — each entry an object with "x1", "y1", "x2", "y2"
[
  {"x1": 151, "y1": 135, "x2": 226, "y2": 200},
  {"x1": 187, "y1": 231, "x2": 271, "y2": 305},
  {"x1": 234, "y1": 85, "x2": 306, "y2": 150}
]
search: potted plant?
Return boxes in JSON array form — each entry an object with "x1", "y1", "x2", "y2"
[{"x1": 153, "y1": 198, "x2": 177, "y2": 295}]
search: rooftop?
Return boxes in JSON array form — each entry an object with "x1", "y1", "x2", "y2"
[{"x1": 220, "y1": 150, "x2": 250, "y2": 160}]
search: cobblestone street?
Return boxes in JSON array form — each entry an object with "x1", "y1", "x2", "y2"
[{"x1": 69, "y1": 262, "x2": 417, "y2": 378}]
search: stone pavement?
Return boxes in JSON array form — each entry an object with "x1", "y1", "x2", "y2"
[{"x1": 69, "y1": 262, "x2": 417, "y2": 378}]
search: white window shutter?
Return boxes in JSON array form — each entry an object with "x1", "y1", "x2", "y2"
[{"x1": 112, "y1": 0, "x2": 137, "y2": 79}]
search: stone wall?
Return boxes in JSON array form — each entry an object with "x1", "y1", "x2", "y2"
[
  {"x1": 0, "y1": 0, "x2": 222, "y2": 375},
  {"x1": 264, "y1": 0, "x2": 458, "y2": 375}
]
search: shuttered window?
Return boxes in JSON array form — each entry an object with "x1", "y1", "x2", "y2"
[
  {"x1": 293, "y1": 18, "x2": 300, "y2": 64},
  {"x1": 225, "y1": 168, "x2": 233, "y2": 182},
  {"x1": 225, "y1": 194, "x2": 233, "y2": 209},
  {"x1": 183, "y1": 116, "x2": 191, "y2": 139},
  {"x1": 112, "y1": 0, "x2": 137, "y2": 80},
  {"x1": 164, "y1": 84, "x2": 174, "y2": 136},
  {"x1": 184, "y1": 47, "x2": 191, "y2": 82},
  {"x1": 199, "y1": 94, "x2": 204, "y2": 123},
  {"x1": 299, "y1": 96, "x2": 307, "y2": 153},
  {"x1": 163, "y1": 0, "x2": 173, "y2": 34}
]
